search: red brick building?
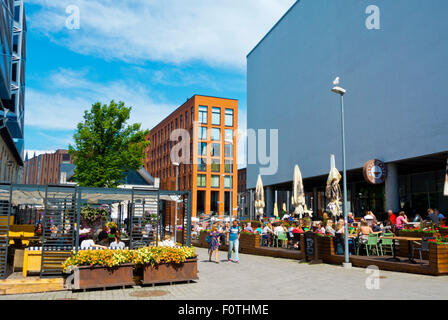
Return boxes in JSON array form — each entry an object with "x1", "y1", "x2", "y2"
[{"x1": 145, "y1": 95, "x2": 238, "y2": 222}]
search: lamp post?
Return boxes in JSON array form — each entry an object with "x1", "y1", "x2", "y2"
[
  {"x1": 173, "y1": 162, "x2": 179, "y2": 243},
  {"x1": 332, "y1": 77, "x2": 351, "y2": 268}
]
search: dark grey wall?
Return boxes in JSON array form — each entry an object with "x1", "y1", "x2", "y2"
[{"x1": 247, "y1": 0, "x2": 448, "y2": 189}]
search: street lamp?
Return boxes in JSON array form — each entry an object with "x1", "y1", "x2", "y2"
[
  {"x1": 332, "y1": 77, "x2": 352, "y2": 268},
  {"x1": 173, "y1": 162, "x2": 179, "y2": 243}
]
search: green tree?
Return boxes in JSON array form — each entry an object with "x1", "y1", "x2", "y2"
[{"x1": 69, "y1": 100, "x2": 150, "y2": 188}]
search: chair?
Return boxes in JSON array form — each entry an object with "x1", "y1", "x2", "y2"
[
  {"x1": 413, "y1": 236, "x2": 435, "y2": 264},
  {"x1": 380, "y1": 233, "x2": 394, "y2": 256},
  {"x1": 275, "y1": 232, "x2": 288, "y2": 248},
  {"x1": 357, "y1": 234, "x2": 380, "y2": 256}
]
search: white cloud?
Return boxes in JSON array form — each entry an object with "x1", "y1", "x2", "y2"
[
  {"x1": 26, "y1": 68, "x2": 177, "y2": 132},
  {"x1": 27, "y1": 0, "x2": 296, "y2": 69}
]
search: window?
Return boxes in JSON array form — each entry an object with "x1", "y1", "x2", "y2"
[
  {"x1": 198, "y1": 126, "x2": 207, "y2": 140},
  {"x1": 212, "y1": 107, "x2": 221, "y2": 125},
  {"x1": 180, "y1": 115, "x2": 183, "y2": 129},
  {"x1": 185, "y1": 111, "x2": 188, "y2": 128},
  {"x1": 224, "y1": 160, "x2": 232, "y2": 173},
  {"x1": 211, "y1": 128, "x2": 220, "y2": 141},
  {"x1": 198, "y1": 106, "x2": 208, "y2": 124},
  {"x1": 211, "y1": 143, "x2": 220, "y2": 158},
  {"x1": 197, "y1": 158, "x2": 207, "y2": 172},
  {"x1": 198, "y1": 142, "x2": 207, "y2": 156},
  {"x1": 224, "y1": 144, "x2": 233, "y2": 158},
  {"x1": 211, "y1": 175, "x2": 220, "y2": 188},
  {"x1": 225, "y1": 129, "x2": 233, "y2": 143},
  {"x1": 211, "y1": 159, "x2": 220, "y2": 172},
  {"x1": 225, "y1": 108, "x2": 234, "y2": 127},
  {"x1": 224, "y1": 176, "x2": 233, "y2": 189},
  {"x1": 191, "y1": 107, "x2": 194, "y2": 124},
  {"x1": 197, "y1": 174, "x2": 206, "y2": 187}
]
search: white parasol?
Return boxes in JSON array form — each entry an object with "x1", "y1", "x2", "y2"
[
  {"x1": 291, "y1": 165, "x2": 306, "y2": 218},
  {"x1": 255, "y1": 175, "x2": 265, "y2": 218},
  {"x1": 326, "y1": 155, "x2": 342, "y2": 216}
]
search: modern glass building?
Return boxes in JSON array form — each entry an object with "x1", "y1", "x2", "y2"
[
  {"x1": 246, "y1": 0, "x2": 448, "y2": 220},
  {"x1": 0, "y1": 0, "x2": 25, "y2": 183}
]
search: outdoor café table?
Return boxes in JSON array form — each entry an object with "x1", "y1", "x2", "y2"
[{"x1": 381, "y1": 236, "x2": 421, "y2": 264}]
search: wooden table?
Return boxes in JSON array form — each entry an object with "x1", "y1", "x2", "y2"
[{"x1": 382, "y1": 236, "x2": 421, "y2": 263}]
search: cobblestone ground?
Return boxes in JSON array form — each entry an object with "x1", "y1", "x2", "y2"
[{"x1": 1, "y1": 247, "x2": 448, "y2": 300}]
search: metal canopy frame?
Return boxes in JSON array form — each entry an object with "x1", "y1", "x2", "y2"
[{"x1": 0, "y1": 183, "x2": 192, "y2": 278}]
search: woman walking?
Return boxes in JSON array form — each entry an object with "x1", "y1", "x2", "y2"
[{"x1": 208, "y1": 225, "x2": 221, "y2": 263}]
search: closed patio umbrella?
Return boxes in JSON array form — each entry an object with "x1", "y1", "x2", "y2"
[
  {"x1": 273, "y1": 202, "x2": 279, "y2": 218},
  {"x1": 326, "y1": 155, "x2": 342, "y2": 217},
  {"x1": 291, "y1": 165, "x2": 306, "y2": 218},
  {"x1": 255, "y1": 175, "x2": 265, "y2": 219},
  {"x1": 444, "y1": 158, "x2": 448, "y2": 196}
]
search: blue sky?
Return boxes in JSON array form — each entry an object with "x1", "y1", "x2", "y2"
[{"x1": 23, "y1": 0, "x2": 296, "y2": 166}]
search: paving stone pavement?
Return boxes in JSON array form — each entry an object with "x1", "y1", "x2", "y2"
[{"x1": 1, "y1": 247, "x2": 448, "y2": 300}]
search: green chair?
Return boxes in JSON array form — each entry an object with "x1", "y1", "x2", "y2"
[
  {"x1": 275, "y1": 232, "x2": 288, "y2": 248},
  {"x1": 357, "y1": 234, "x2": 380, "y2": 256},
  {"x1": 380, "y1": 233, "x2": 394, "y2": 256}
]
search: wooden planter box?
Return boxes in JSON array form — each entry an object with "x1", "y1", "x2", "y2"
[
  {"x1": 398, "y1": 230, "x2": 436, "y2": 259},
  {"x1": 67, "y1": 263, "x2": 135, "y2": 290},
  {"x1": 429, "y1": 243, "x2": 448, "y2": 274},
  {"x1": 317, "y1": 236, "x2": 335, "y2": 259},
  {"x1": 141, "y1": 258, "x2": 198, "y2": 285},
  {"x1": 239, "y1": 233, "x2": 260, "y2": 249}
]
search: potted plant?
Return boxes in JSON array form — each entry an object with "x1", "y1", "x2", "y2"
[
  {"x1": 428, "y1": 233, "x2": 448, "y2": 274},
  {"x1": 137, "y1": 246, "x2": 198, "y2": 285},
  {"x1": 63, "y1": 249, "x2": 135, "y2": 290}
]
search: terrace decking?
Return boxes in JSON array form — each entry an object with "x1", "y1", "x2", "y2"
[{"x1": 192, "y1": 239, "x2": 445, "y2": 276}]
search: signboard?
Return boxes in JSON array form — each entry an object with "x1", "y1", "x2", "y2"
[
  {"x1": 304, "y1": 232, "x2": 315, "y2": 257},
  {"x1": 363, "y1": 159, "x2": 387, "y2": 185}
]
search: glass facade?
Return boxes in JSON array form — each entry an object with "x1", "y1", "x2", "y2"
[
  {"x1": 225, "y1": 108, "x2": 234, "y2": 127},
  {"x1": 198, "y1": 106, "x2": 207, "y2": 124},
  {"x1": 212, "y1": 107, "x2": 220, "y2": 125}
]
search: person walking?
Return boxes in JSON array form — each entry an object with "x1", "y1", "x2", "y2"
[
  {"x1": 227, "y1": 220, "x2": 241, "y2": 263},
  {"x1": 208, "y1": 225, "x2": 221, "y2": 263}
]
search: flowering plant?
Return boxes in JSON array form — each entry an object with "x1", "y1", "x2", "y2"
[
  {"x1": 62, "y1": 246, "x2": 197, "y2": 272},
  {"x1": 428, "y1": 232, "x2": 448, "y2": 245},
  {"x1": 105, "y1": 221, "x2": 118, "y2": 230}
]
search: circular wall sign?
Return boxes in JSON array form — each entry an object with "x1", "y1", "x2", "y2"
[{"x1": 363, "y1": 159, "x2": 387, "y2": 184}]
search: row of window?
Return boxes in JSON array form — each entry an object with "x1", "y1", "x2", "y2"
[
  {"x1": 198, "y1": 142, "x2": 233, "y2": 158},
  {"x1": 152, "y1": 107, "x2": 194, "y2": 147},
  {"x1": 198, "y1": 106, "x2": 234, "y2": 127},
  {"x1": 198, "y1": 126, "x2": 234, "y2": 142},
  {"x1": 197, "y1": 174, "x2": 233, "y2": 188},
  {"x1": 197, "y1": 158, "x2": 233, "y2": 173}
]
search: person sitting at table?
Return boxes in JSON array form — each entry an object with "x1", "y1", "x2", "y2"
[
  {"x1": 80, "y1": 234, "x2": 107, "y2": 250},
  {"x1": 371, "y1": 218, "x2": 383, "y2": 233},
  {"x1": 245, "y1": 223, "x2": 254, "y2": 233},
  {"x1": 413, "y1": 214, "x2": 423, "y2": 223},
  {"x1": 347, "y1": 212, "x2": 355, "y2": 224},
  {"x1": 262, "y1": 223, "x2": 273, "y2": 246},
  {"x1": 35, "y1": 222, "x2": 43, "y2": 236},
  {"x1": 109, "y1": 232, "x2": 126, "y2": 250},
  {"x1": 255, "y1": 224, "x2": 263, "y2": 235},
  {"x1": 97, "y1": 225, "x2": 110, "y2": 246},
  {"x1": 357, "y1": 220, "x2": 375, "y2": 245},
  {"x1": 314, "y1": 222, "x2": 325, "y2": 235},
  {"x1": 395, "y1": 211, "x2": 408, "y2": 231},
  {"x1": 325, "y1": 219, "x2": 336, "y2": 236}
]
